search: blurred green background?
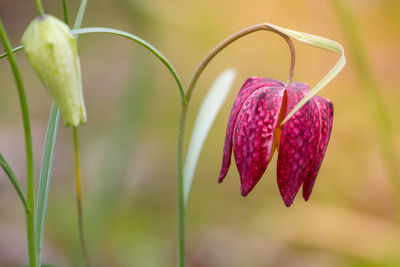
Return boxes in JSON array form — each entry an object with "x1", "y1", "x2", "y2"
[{"x1": 1, "y1": 0, "x2": 400, "y2": 266}]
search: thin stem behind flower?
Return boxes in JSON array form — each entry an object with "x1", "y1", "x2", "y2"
[{"x1": 73, "y1": 127, "x2": 91, "y2": 267}]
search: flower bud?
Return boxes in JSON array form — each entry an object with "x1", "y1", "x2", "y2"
[{"x1": 21, "y1": 15, "x2": 86, "y2": 126}]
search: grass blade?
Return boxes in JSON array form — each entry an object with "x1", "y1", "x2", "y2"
[
  {"x1": 34, "y1": 104, "x2": 60, "y2": 265},
  {"x1": 0, "y1": 154, "x2": 28, "y2": 211},
  {"x1": 183, "y1": 68, "x2": 236, "y2": 206},
  {"x1": 73, "y1": 0, "x2": 88, "y2": 30}
]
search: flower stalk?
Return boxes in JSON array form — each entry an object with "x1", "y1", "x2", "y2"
[
  {"x1": 0, "y1": 18, "x2": 37, "y2": 267},
  {"x1": 34, "y1": 0, "x2": 45, "y2": 17},
  {"x1": 73, "y1": 127, "x2": 91, "y2": 267},
  {"x1": 176, "y1": 24, "x2": 296, "y2": 266}
]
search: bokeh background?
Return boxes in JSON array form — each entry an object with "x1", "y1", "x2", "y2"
[{"x1": 1, "y1": 0, "x2": 400, "y2": 266}]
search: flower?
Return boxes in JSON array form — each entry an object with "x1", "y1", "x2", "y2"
[
  {"x1": 218, "y1": 77, "x2": 333, "y2": 207},
  {"x1": 21, "y1": 15, "x2": 86, "y2": 127}
]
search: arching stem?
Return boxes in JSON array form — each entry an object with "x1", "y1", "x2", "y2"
[
  {"x1": 176, "y1": 23, "x2": 296, "y2": 267},
  {"x1": 185, "y1": 23, "x2": 295, "y2": 104}
]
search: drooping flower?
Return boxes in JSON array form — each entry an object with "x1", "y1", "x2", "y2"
[
  {"x1": 218, "y1": 77, "x2": 333, "y2": 207},
  {"x1": 21, "y1": 15, "x2": 86, "y2": 127}
]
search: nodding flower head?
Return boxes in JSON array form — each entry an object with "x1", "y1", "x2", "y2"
[
  {"x1": 218, "y1": 77, "x2": 333, "y2": 207},
  {"x1": 21, "y1": 15, "x2": 86, "y2": 127}
]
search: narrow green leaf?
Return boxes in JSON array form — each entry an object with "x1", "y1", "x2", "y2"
[
  {"x1": 0, "y1": 44, "x2": 22, "y2": 59},
  {"x1": 34, "y1": 104, "x2": 60, "y2": 263},
  {"x1": 73, "y1": 0, "x2": 87, "y2": 30},
  {"x1": 0, "y1": 154, "x2": 28, "y2": 211},
  {"x1": 265, "y1": 23, "x2": 346, "y2": 124},
  {"x1": 183, "y1": 69, "x2": 236, "y2": 206}
]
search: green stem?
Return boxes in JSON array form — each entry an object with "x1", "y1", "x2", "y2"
[
  {"x1": 70, "y1": 28, "x2": 185, "y2": 102},
  {"x1": 176, "y1": 102, "x2": 188, "y2": 267},
  {"x1": 73, "y1": 127, "x2": 91, "y2": 267},
  {"x1": 34, "y1": 0, "x2": 45, "y2": 17},
  {"x1": 0, "y1": 19, "x2": 37, "y2": 267},
  {"x1": 175, "y1": 24, "x2": 296, "y2": 267},
  {"x1": 62, "y1": 0, "x2": 69, "y2": 25},
  {"x1": 0, "y1": 154, "x2": 29, "y2": 212},
  {"x1": 184, "y1": 23, "x2": 295, "y2": 104}
]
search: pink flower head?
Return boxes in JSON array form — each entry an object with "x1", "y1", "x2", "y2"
[{"x1": 218, "y1": 77, "x2": 333, "y2": 207}]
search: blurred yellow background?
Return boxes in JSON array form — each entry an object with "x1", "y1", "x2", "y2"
[{"x1": 1, "y1": 0, "x2": 400, "y2": 266}]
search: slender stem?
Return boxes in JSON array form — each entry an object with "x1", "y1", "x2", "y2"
[
  {"x1": 176, "y1": 24, "x2": 296, "y2": 267},
  {"x1": 73, "y1": 127, "x2": 91, "y2": 267},
  {"x1": 72, "y1": 3, "x2": 91, "y2": 265},
  {"x1": 0, "y1": 154, "x2": 29, "y2": 212},
  {"x1": 71, "y1": 28, "x2": 185, "y2": 102},
  {"x1": 176, "y1": 102, "x2": 188, "y2": 267},
  {"x1": 34, "y1": 0, "x2": 45, "y2": 17},
  {"x1": 62, "y1": 0, "x2": 69, "y2": 25},
  {"x1": 0, "y1": 19, "x2": 37, "y2": 267}
]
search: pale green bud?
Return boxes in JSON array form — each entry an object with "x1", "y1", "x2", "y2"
[{"x1": 21, "y1": 15, "x2": 86, "y2": 127}]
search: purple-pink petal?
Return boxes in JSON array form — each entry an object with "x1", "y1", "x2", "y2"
[
  {"x1": 232, "y1": 87, "x2": 285, "y2": 196},
  {"x1": 303, "y1": 96, "x2": 334, "y2": 200},
  {"x1": 218, "y1": 77, "x2": 284, "y2": 183},
  {"x1": 277, "y1": 84, "x2": 316, "y2": 207},
  {"x1": 218, "y1": 76, "x2": 334, "y2": 207}
]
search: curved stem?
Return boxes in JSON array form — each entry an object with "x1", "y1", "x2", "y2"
[
  {"x1": 185, "y1": 23, "x2": 295, "y2": 104},
  {"x1": 73, "y1": 127, "x2": 91, "y2": 267},
  {"x1": 0, "y1": 19, "x2": 37, "y2": 267},
  {"x1": 71, "y1": 28, "x2": 185, "y2": 103},
  {"x1": 176, "y1": 23, "x2": 295, "y2": 267}
]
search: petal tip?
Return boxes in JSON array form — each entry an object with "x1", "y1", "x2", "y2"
[
  {"x1": 283, "y1": 198, "x2": 294, "y2": 207},
  {"x1": 303, "y1": 190, "x2": 311, "y2": 201},
  {"x1": 240, "y1": 185, "x2": 251, "y2": 196}
]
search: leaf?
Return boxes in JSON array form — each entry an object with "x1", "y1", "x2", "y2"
[
  {"x1": 73, "y1": 0, "x2": 88, "y2": 30},
  {"x1": 0, "y1": 154, "x2": 28, "y2": 210},
  {"x1": 265, "y1": 23, "x2": 346, "y2": 124},
  {"x1": 183, "y1": 68, "x2": 236, "y2": 206},
  {"x1": 34, "y1": 104, "x2": 60, "y2": 264}
]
